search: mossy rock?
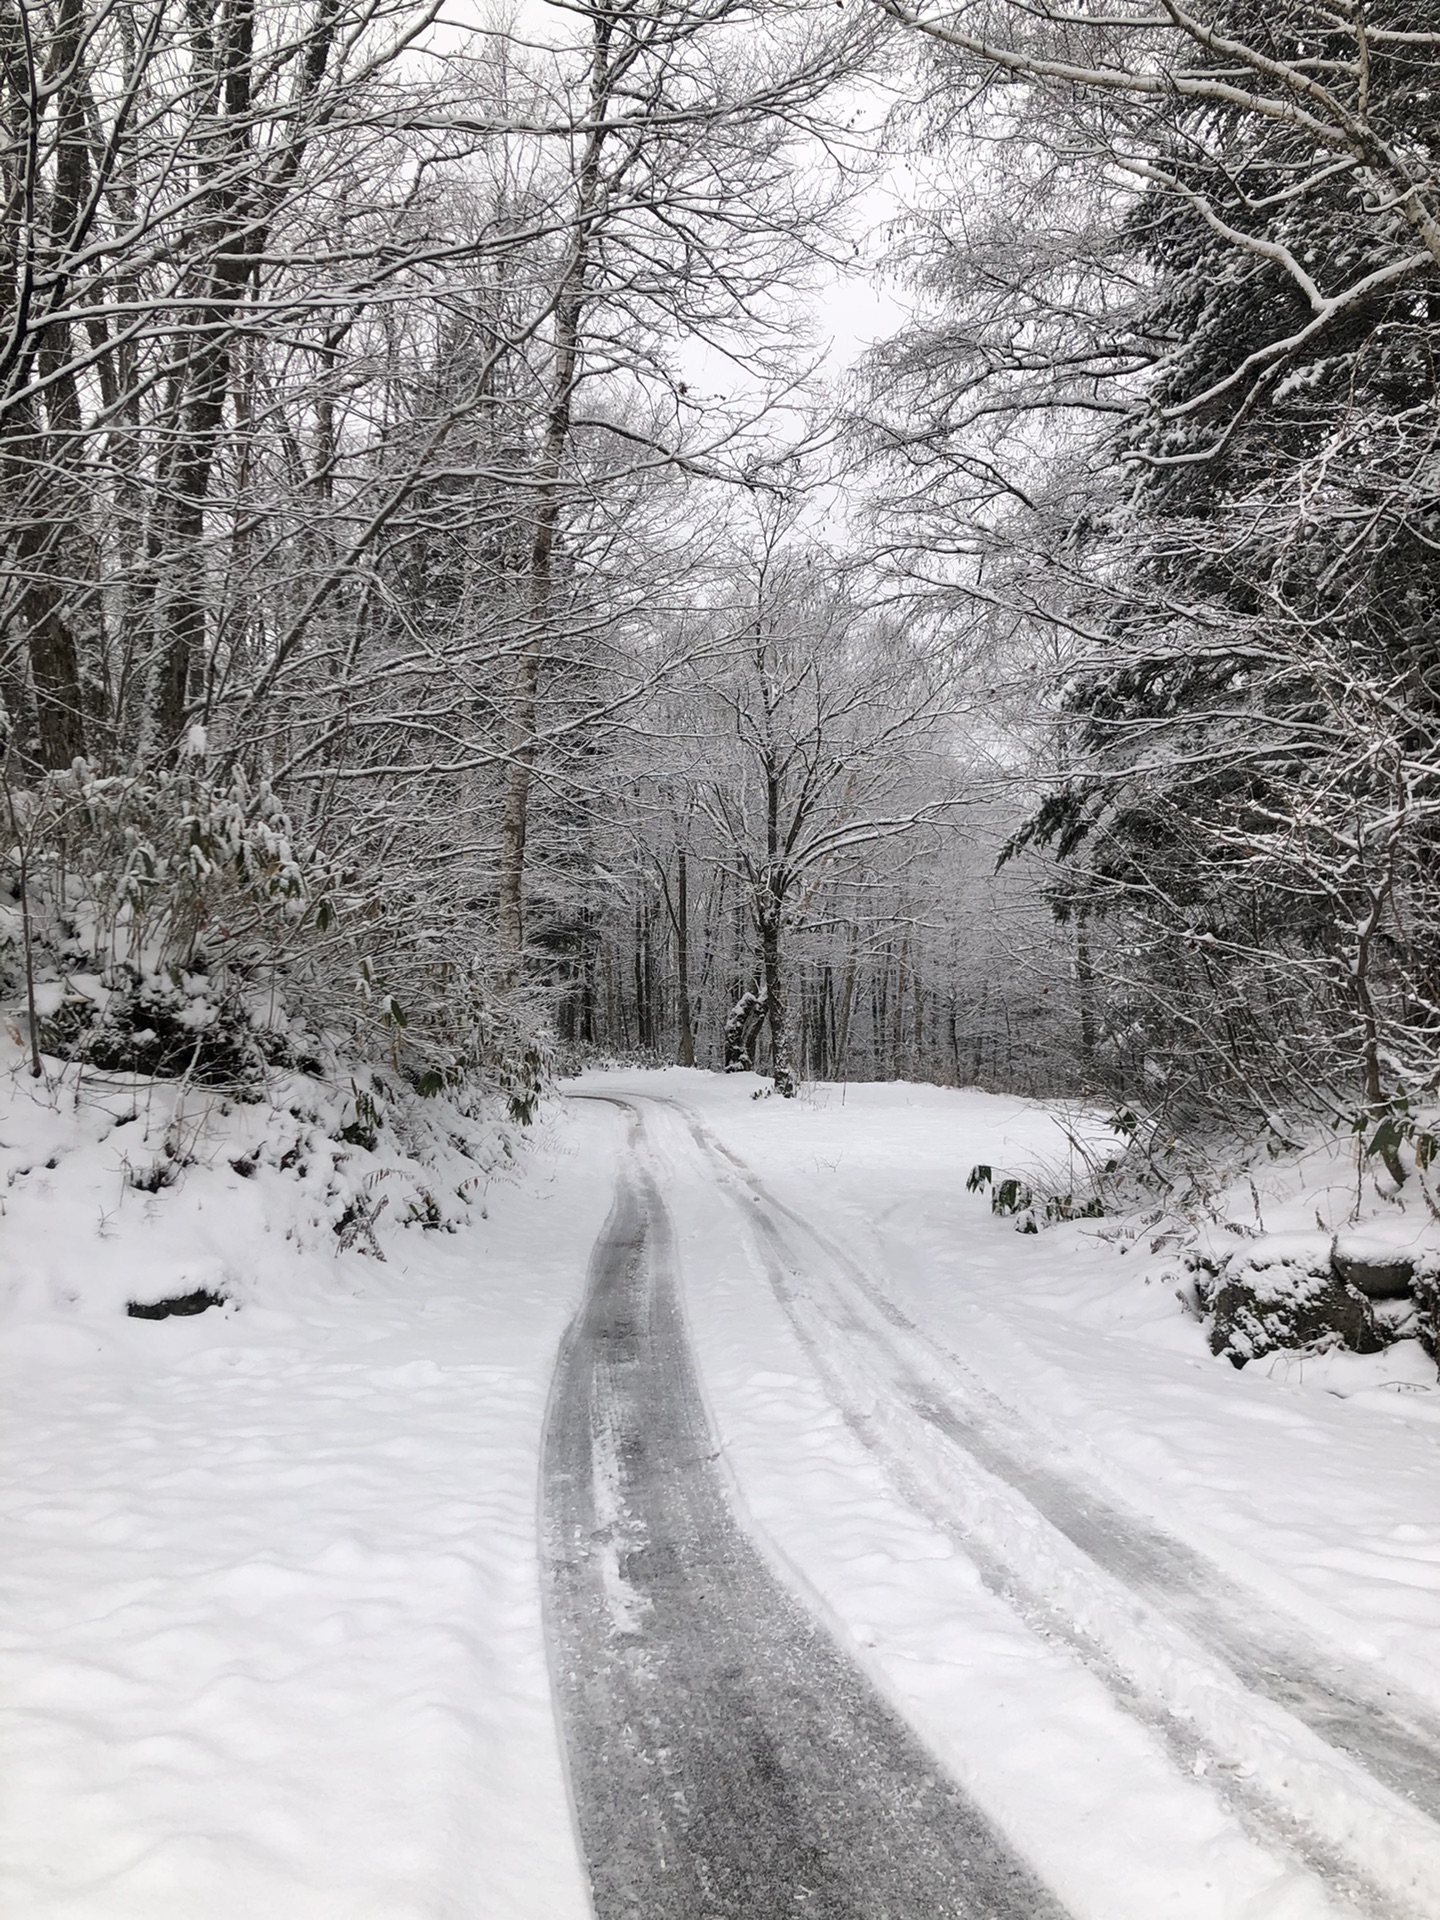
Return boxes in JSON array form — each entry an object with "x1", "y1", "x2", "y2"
[{"x1": 1332, "y1": 1235, "x2": 1415, "y2": 1300}]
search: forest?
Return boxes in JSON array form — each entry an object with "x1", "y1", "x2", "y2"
[
  {"x1": 4, "y1": 0, "x2": 1439, "y2": 1178},
  {"x1": 9, "y1": 10, "x2": 1440, "y2": 1912}
]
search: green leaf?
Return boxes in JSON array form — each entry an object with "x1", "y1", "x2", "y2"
[{"x1": 1365, "y1": 1115, "x2": 1406, "y2": 1163}]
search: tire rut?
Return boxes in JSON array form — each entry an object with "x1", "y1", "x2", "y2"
[
  {"x1": 541, "y1": 1104, "x2": 1069, "y2": 1920},
  {"x1": 644, "y1": 1093, "x2": 1440, "y2": 1918}
]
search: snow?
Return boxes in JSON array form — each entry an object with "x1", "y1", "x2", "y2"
[
  {"x1": 5, "y1": 1057, "x2": 1440, "y2": 1918},
  {"x1": 0, "y1": 1055, "x2": 608, "y2": 1919},
  {"x1": 583, "y1": 1069, "x2": 1440, "y2": 1919},
  {"x1": 626, "y1": 1072, "x2": 1440, "y2": 1694}
]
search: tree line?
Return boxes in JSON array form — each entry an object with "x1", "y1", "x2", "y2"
[
  {"x1": 855, "y1": 0, "x2": 1440, "y2": 1175},
  {"x1": 9, "y1": 0, "x2": 1433, "y2": 1166},
  {"x1": 0, "y1": 0, "x2": 892, "y2": 1107}
]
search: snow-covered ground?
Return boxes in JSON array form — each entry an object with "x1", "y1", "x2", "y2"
[
  {"x1": 583, "y1": 1070, "x2": 1440, "y2": 1920},
  {"x1": 0, "y1": 1058, "x2": 611, "y2": 1920},
  {"x1": 4, "y1": 1060, "x2": 1439, "y2": 1917},
  {"x1": 626, "y1": 1072, "x2": 1440, "y2": 1689}
]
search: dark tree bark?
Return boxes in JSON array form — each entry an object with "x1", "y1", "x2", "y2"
[
  {"x1": 724, "y1": 986, "x2": 767, "y2": 1072},
  {"x1": 675, "y1": 844, "x2": 696, "y2": 1067}
]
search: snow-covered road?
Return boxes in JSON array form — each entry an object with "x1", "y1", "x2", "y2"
[
  {"x1": 575, "y1": 1075, "x2": 1440, "y2": 1920},
  {"x1": 542, "y1": 1093, "x2": 1060, "y2": 1917},
  {"x1": 5, "y1": 1067, "x2": 1440, "y2": 1918}
]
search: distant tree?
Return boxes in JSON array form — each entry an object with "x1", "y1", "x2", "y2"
[{"x1": 674, "y1": 509, "x2": 957, "y2": 1095}]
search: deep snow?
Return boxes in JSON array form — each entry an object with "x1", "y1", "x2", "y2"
[
  {"x1": 0, "y1": 1058, "x2": 611, "y2": 1919},
  {"x1": 3, "y1": 1061, "x2": 1439, "y2": 1918}
]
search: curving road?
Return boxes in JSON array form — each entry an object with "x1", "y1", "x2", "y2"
[{"x1": 541, "y1": 1099, "x2": 1067, "y2": 1920}]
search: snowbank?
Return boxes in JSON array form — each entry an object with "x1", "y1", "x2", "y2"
[{"x1": 0, "y1": 1052, "x2": 612, "y2": 1919}]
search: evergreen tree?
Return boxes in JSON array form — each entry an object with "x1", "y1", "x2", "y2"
[{"x1": 1012, "y1": 2, "x2": 1440, "y2": 1146}]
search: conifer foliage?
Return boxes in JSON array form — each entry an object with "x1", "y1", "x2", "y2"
[{"x1": 875, "y1": 0, "x2": 1440, "y2": 1155}]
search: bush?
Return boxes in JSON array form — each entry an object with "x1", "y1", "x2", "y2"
[{"x1": 2, "y1": 760, "x2": 553, "y2": 1112}]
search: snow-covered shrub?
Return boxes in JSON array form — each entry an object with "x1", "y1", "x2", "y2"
[
  {"x1": 1, "y1": 762, "x2": 332, "y2": 1083},
  {"x1": 1, "y1": 761, "x2": 551, "y2": 1114},
  {"x1": 966, "y1": 1150, "x2": 1111, "y2": 1234}
]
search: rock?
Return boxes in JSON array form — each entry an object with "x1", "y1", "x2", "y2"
[
  {"x1": 1414, "y1": 1260, "x2": 1440, "y2": 1364},
  {"x1": 1331, "y1": 1236, "x2": 1415, "y2": 1299},
  {"x1": 1206, "y1": 1238, "x2": 1382, "y2": 1368},
  {"x1": 126, "y1": 1289, "x2": 226, "y2": 1320},
  {"x1": 1372, "y1": 1295, "x2": 1420, "y2": 1344}
]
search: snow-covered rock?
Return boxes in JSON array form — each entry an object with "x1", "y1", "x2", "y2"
[
  {"x1": 1413, "y1": 1257, "x2": 1440, "y2": 1362},
  {"x1": 1332, "y1": 1231, "x2": 1417, "y2": 1299},
  {"x1": 1201, "y1": 1234, "x2": 1382, "y2": 1367}
]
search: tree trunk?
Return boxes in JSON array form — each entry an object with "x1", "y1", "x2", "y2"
[
  {"x1": 1075, "y1": 908, "x2": 1097, "y2": 1060},
  {"x1": 724, "y1": 985, "x2": 767, "y2": 1072},
  {"x1": 150, "y1": 360, "x2": 230, "y2": 752},
  {"x1": 759, "y1": 894, "x2": 796, "y2": 1097},
  {"x1": 496, "y1": 13, "x2": 613, "y2": 979},
  {"x1": 675, "y1": 844, "x2": 696, "y2": 1067},
  {"x1": 4, "y1": 0, "x2": 92, "y2": 769},
  {"x1": 835, "y1": 930, "x2": 858, "y2": 1079},
  {"x1": 10, "y1": 514, "x2": 87, "y2": 766},
  {"x1": 1355, "y1": 882, "x2": 1407, "y2": 1186}
]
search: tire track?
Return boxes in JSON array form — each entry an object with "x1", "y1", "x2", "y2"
[
  {"x1": 541, "y1": 1101, "x2": 1069, "y2": 1920},
  {"x1": 647, "y1": 1093, "x2": 1440, "y2": 1919}
]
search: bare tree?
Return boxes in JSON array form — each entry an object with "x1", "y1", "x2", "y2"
[
  {"x1": 642, "y1": 507, "x2": 960, "y2": 1094},
  {"x1": 486, "y1": 0, "x2": 873, "y2": 977}
]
